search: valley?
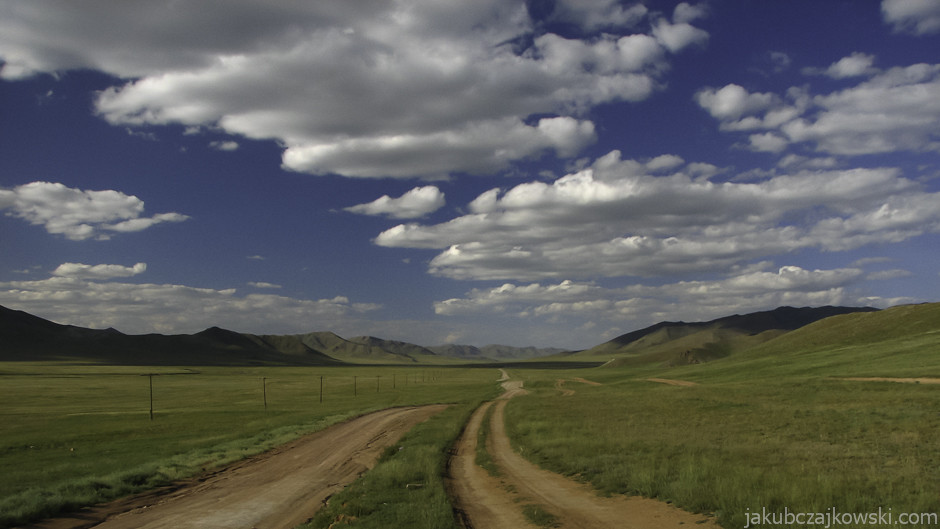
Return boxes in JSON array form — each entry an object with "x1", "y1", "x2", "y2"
[{"x1": 2, "y1": 302, "x2": 938, "y2": 528}]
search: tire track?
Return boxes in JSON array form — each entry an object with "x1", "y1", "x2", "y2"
[
  {"x1": 29, "y1": 405, "x2": 446, "y2": 529},
  {"x1": 449, "y1": 374, "x2": 718, "y2": 528}
]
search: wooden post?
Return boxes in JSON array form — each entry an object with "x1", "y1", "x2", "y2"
[
  {"x1": 148, "y1": 374, "x2": 153, "y2": 421},
  {"x1": 319, "y1": 375, "x2": 323, "y2": 404},
  {"x1": 393, "y1": 374, "x2": 396, "y2": 389},
  {"x1": 262, "y1": 377, "x2": 267, "y2": 410}
]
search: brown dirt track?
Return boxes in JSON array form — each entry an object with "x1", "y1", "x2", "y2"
[
  {"x1": 25, "y1": 405, "x2": 446, "y2": 529},
  {"x1": 448, "y1": 376, "x2": 718, "y2": 529}
]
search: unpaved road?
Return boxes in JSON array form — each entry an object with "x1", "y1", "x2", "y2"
[
  {"x1": 449, "y1": 375, "x2": 718, "y2": 528},
  {"x1": 840, "y1": 377, "x2": 940, "y2": 384},
  {"x1": 27, "y1": 405, "x2": 446, "y2": 529},
  {"x1": 645, "y1": 377, "x2": 698, "y2": 387}
]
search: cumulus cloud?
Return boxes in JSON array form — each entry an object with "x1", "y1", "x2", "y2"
[
  {"x1": 882, "y1": 0, "x2": 940, "y2": 34},
  {"x1": 0, "y1": 181, "x2": 189, "y2": 240},
  {"x1": 375, "y1": 151, "x2": 940, "y2": 281},
  {"x1": 698, "y1": 62, "x2": 940, "y2": 156},
  {"x1": 549, "y1": 0, "x2": 649, "y2": 31},
  {"x1": 433, "y1": 265, "x2": 886, "y2": 327},
  {"x1": 0, "y1": 275, "x2": 380, "y2": 335},
  {"x1": 673, "y1": 3, "x2": 710, "y2": 24},
  {"x1": 0, "y1": 0, "x2": 708, "y2": 179},
  {"x1": 695, "y1": 84, "x2": 780, "y2": 121},
  {"x1": 52, "y1": 262, "x2": 147, "y2": 280},
  {"x1": 247, "y1": 281, "x2": 282, "y2": 289},
  {"x1": 344, "y1": 186, "x2": 446, "y2": 219},
  {"x1": 209, "y1": 140, "x2": 239, "y2": 151},
  {"x1": 803, "y1": 52, "x2": 879, "y2": 79},
  {"x1": 651, "y1": 19, "x2": 709, "y2": 53}
]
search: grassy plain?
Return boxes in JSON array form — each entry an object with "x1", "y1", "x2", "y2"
[
  {"x1": 504, "y1": 305, "x2": 940, "y2": 528},
  {"x1": 0, "y1": 363, "x2": 499, "y2": 528}
]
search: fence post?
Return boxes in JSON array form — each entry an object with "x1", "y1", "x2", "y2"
[
  {"x1": 319, "y1": 375, "x2": 323, "y2": 404},
  {"x1": 148, "y1": 374, "x2": 153, "y2": 421},
  {"x1": 262, "y1": 377, "x2": 267, "y2": 410}
]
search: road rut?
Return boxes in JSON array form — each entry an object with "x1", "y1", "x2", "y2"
[
  {"x1": 449, "y1": 374, "x2": 718, "y2": 528},
  {"x1": 27, "y1": 405, "x2": 446, "y2": 529}
]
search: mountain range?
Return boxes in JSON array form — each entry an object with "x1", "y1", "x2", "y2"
[
  {"x1": 0, "y1": 304, "x2": 882, "y2": 366},
  {"x1": 0, "y1": 304, "x2": 563, "y2": 365}
]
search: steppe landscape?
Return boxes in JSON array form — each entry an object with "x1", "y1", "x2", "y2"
[
  {"x1": 2, "y1": 302, "x2": 938, "y2": 528},
  {"x1": 3, "y1": 1, "x2": 939, "y2": 528}
]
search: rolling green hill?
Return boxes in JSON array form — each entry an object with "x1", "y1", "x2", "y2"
[
  {"x1": 668, "y1": 301, "x2": 940, "y2": 381},
  {"x1": 578, "y1": 305, "x2": 878, "y2": 366}
]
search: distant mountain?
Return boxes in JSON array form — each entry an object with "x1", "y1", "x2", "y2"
[
  {"x1": 0, "y1": 305, "x2": 457, "y2": 365},
  {"x1": 0, "y1": 305, "x2": 339, "y2": 366},
  {"x1": 427, "y1": 343, "x2": 569, "y2": 361},
  {"x1": 0, "y1": 303, "x2": 885, "y2": 367},
  {"x1": 579, "y1": 305, "x2": 880, "y2": 366},
  {"x1": 286, "y1": 332, "x2": 441, "y2": 364}
]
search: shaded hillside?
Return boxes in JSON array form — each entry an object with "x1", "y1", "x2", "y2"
[
  {"x1": 428, "y1": 343, "x2": 569, "y2": 361},
  {"x1": 737, "y1": 302, "x2": 940, "y2": 359},
  {"x1": 0, "y1": 305, "x2": 339, "y2": 366},
  {"x1": 582, "y1": 305, "x2": 878, "y2": 366},
  {"x1": 665, "y1": 302, "x2": 940, "y2": 381},
  {"x1": 285, "y1": 332, "x2": 444, "y2": 364},
  {"x1": 0, "y1": 305, "x2": 458, "y2": 365}
]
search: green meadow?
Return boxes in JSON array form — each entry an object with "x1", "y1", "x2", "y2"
[
  {"x1": 0, "y1": 364, "x2": 498, "y2": 528},
  {"x1": 2, "y1": 304, "x2": 938, "y2": 529},
  {"x1": 504, "y1": 305, "x2": 940, "y2": 528}
]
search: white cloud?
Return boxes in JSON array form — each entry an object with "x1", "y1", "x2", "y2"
[
  {"x1": 247, "y1": 281, "x2": 282, "y2": 289},
  {"x1": 551, "y1": 0, "x2": 648, "y2": 31},
  {"x1": 433, "y1": 265, "x2": 883, "y2": 328},
  {"x1": 748, "y1": 132, "x2": 789, "y2": 153},
  {"x1": 344, "y1": 186, "x2": 446, "y2": 219},
  {"x1": 782, "y1": 64, "x2": 940, "y2": 155},
  {"x1": 0, "y1": 181, "x2": 189, "y2": 240},
  {"x1": 52, "y1": 262, "x2": 147, "y2": 280},
  {"x1": 651, "y1": 19, "x2": 709, "y2": 53},
  {"x1": 209, "y1": 140, "x2": 240, "y2": 151},
  {"x1": 817, "y1": 52, "x2": 879, "y2": 79},
  {"x1": 699, "y1": 63, "x2": 940, "y2": 156},
  {"x1": 0, "y1": 0, "x2": 708, "y2": 179},
  {"x1": 882, "y1": 0, "x2": 940, "y2": 34},
  {"x1": 695, "y1": 84, "x2": 779, "y2": 121},
  {"x1": 673, "y1": 3, "x2": 709, "y2": 24},
  {"x1": 0, "y1": 275, "x2": 380, "y2": 335},
  {"x1": 375, "y1": 151, "x2": 940, "y2": 281}
]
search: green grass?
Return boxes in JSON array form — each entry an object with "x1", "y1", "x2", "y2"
[
  {"x1": 475, "y1": 403, "x2": 500, "y2": 477},
  {"x1": 501, "y1": 308, "x2": 940, "y2": 529},
  {"x1": 521, "y1": 503, "x2": 560, "y2": 527},
  {"x1": 0, "y1": 363, "x2": 500, "y2": 528},
  {"x1": 305, "y1": 397, "x2": 497, "y2": 529}
]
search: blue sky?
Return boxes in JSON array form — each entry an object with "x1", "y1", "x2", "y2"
[{"x1": 1, "y1": 0, "x2": 939, "y2": 349}]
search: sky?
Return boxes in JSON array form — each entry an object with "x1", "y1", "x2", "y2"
[{"x1": 1, "y1": 0, "x2": 939, "y2": 350}]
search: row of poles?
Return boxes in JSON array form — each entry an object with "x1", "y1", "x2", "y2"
[{"x1": 144, "y1": 371, "x2": 444, "y2": 420}]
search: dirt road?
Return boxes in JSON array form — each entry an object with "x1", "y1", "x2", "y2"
[
  {"x1": 645, "y1": 377, "x2": 698, "y2": 387},
  {"x1": 29, "y1": 405, "x2": 446, "y2": 529},
  {"x1": 449, "y1": 375, "x2": 718, "y2": 528},
  {"x1": 840, "y1": 377, "x2": 940, "y2": 384}
]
